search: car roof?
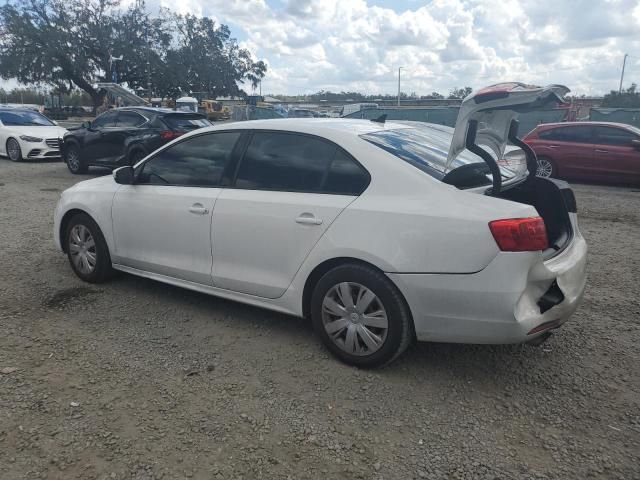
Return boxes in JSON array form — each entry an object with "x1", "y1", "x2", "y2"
[
  {"x1": 535, "y1": 121, "x2": 635, "y2": 129},
  {"x1": 202, "y1": 118, "x2": 409, "y2": 137},
  {"x1": 0, "y1": 108, "x2": 40, "y2": 113}
]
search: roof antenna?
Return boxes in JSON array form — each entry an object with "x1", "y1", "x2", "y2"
[{"x1": 371, "y1": 114, "x2": 387, "y2": 124}]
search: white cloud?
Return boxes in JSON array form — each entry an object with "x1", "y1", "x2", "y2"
[{"x1": 4, "y1": 0, "x2": 638, "y2": 96}]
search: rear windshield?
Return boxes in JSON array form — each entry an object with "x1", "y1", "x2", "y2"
[
  {"x1": 163, "y1": 115, "x2": 210, "y2": 130},
  {"x1": 360, "y1": 126, "x2": 485, "y2": 180}
]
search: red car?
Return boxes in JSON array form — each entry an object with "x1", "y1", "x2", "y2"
[{"x1": 524, "y1": 122, "x2": 640, "y2": 184}]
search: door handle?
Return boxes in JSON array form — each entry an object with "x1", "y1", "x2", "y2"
[
  {"x1": 188, "y1": 203, "x2": 209, "y2": 215},
  {"x1": 595, "y1": 149, "x2": 609, "y2": 153},
  {"x1": 295, "y1": 214, "x2": 323, "y2": 225},
  {"x1": 548, "y1": 145, "x2": 559, "y2": 149}
]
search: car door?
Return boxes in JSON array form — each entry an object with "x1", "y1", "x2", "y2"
[
  {"x1": 111, "y1": 131, "x2": 242, "y2": 284},
  {"x1": 211, "y1": 131, "x2": 370, "y2": 299},
  {"x1": 537, "y1": 125, "x2": 595, "y2": 177},
  {"x1": 113, "y1": 110, "x2": 148, "y2": 164},
  {"x1": 592, "y1": 126, "x2": 640, "y2": 181},
  {"x1": 83, "y1": 110, "x2": 119, "y2": 162}
]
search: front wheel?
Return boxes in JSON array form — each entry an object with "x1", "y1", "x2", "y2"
[
  {"x1": 65, "y1": 213, "x2": 115, "y2": 283},
  {"x1": 536, "y1": 157, "x2": 555, "y2": 178},
  {"x1": 65, "y1": 144, "x2": 87, "y2": 174},
  {"x1": 311, "y1": 264, "x2": 413, "y2": 368},
  {"x1": 6, "y1": 138, "x2": 22, "y2": 162}
]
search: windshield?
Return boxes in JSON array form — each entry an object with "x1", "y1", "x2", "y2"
[
  {"x1": 361, "y1": 124, "x2": 523, "y2": 187},
  {"x1": 0, "y1": 110, "x2": 55, "y2": 127},
  {"x1": 360, "y1": 126, "x2": 486, "y2": 179},
  {"x1": 163, "y1": 115, "x2": 210, "y2": 130}
]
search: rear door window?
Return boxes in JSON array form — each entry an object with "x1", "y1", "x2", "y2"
[
  {"x1": 234, "y1": 132, "x2": 336, "y2": 192},
  {"x1": 594, "y1": 126, "x2": 638, "y2": 146},
  {"x1": 137, "y1": 132, "x2": 241, "y2": 187},
  {"x1": 539, "y1": 126, "x2": 594, "y2": 143},
  {"x1": 117, "y1": 111, "x2": 146, "y2": 127},
  {"x1": 323, "y1": 150, "x2": 370, "y2": 195}
]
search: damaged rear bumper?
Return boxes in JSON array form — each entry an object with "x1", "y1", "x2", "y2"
[{"x1": 387, "y1": 226, "x2": 587, "y2": 344}]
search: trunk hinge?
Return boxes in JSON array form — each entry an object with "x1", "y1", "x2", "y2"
[
  {"x1": 507, "y1": 119, "x2": 538, "y2": 186},
  {"x1": 465, "y1": 119, "x2": 502, "y2": 195}
]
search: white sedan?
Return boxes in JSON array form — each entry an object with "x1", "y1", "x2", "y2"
[
  {"x1": 0, "y1": 108, "x2": 67, "y2": 161},
  {"x1": 54, "y1": 84, "x2": 587, "y2": 367}
]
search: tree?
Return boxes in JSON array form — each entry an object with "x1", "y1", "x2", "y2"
[
  {"x1": 154, "y1": 14, "x2": 266, "y2": 99},
  {"x1": 601, "y1": 84, "x2": 640, "y2": 108},
  {"x1": 0, "y1": 0, "x2": 267, "y2": 108},
  {"x1": 448, "y1": 86, "x2": 473, "y2": 99}
]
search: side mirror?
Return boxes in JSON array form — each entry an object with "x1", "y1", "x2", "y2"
[
  {"x1": 81, "y1": 121, "x2": 91, "y2": 129},
  {"x1": 631, "y1": 139, "x2": 640, "y2": 150},
  {"x1": 113, "y1": 166, "x2": 134, "y2": 185}
]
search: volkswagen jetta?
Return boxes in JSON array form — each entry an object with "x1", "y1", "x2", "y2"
[{"x1": 54, "y1": 83, "x2": 587, "y2": 367}]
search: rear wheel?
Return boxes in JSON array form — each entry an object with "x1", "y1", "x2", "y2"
[
  {"x1": 311, "y1": 264, "x2": 413, "y2": 368},
  {"x1": 65, "y1": 144, "x2": 87, "y2": 174},
  {"x1": 6, "y1": 138, "x2": 22, "y2": 162},
  {"x1": 65, "y1": 213, "x2": 115, "y2": 283},
  {"x1": 536, "y1": 157, "x2": 555, "y2": 178}
]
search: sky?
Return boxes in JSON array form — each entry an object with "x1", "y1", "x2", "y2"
[{"x1": 3, "y1": 0, "x2": 640, "y2": 96}]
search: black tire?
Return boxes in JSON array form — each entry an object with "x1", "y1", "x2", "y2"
[
  {"x1": 65, "y1": 213, "x2": 115, "y2": 283},
  {"x1": 128, "y1": 149, "x2": 146, "y2": 166},
  {"x1": 311, "y1": 263, "x2": 413, "y2": 368},
  {"x1": 65, "y1": 143, "x2": 87, "y2": 174},
  {"x1": 6, "y1": 138, "x2": 22, "y2": 162},
  {"x1": 536, "y1": 156, "x2": 556, "y2": 178}
]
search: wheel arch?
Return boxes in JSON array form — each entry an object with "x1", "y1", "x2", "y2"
[
  {"x1": 59, "y1": 208, "x2": 97, "y2": 253},
  {"x1": 301, "y1": 257, "x2": 414, "y2": 331}
]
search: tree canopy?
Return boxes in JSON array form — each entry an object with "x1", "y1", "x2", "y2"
[
  {"x1": 0, "y1": 0, "x2": 267, "y2": 107},
  {"x1": 601, "y1": 84, "x2": 640, "y2": 108}
]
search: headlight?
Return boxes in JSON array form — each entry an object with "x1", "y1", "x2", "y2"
[{"x1": 19, "y1": 135, "x2": 43, "y2": 142}]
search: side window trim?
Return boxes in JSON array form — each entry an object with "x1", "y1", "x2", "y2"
[{"x1": 228, "y1": 129, "x2": 370, "y2": 195}]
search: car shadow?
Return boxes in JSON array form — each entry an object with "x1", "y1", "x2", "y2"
[{"x1": 108, "y1": 272, "x2": 555, "y2": 383}]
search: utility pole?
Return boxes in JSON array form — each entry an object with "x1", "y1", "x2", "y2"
[
  {"x1": 619, "y1": 53, "x2": 628, "y2": 93},
  {"x1": 397, "y1": 67, "x2": 403, "y2": 107}
]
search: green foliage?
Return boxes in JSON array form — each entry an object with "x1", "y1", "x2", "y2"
[
  {"x1": 448, "y1": 86, "x2": 473, "y2": 99},
  {"x1": 0, "y1": 0, "x2": 267, "y2": 107},
  {"x1": 601, "y1": 84, "x2": 640, "y2": 108}
]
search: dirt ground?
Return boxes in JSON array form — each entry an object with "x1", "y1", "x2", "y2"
[{"x1": 0, "y1": 159, "x2": 638, "y2": 480}]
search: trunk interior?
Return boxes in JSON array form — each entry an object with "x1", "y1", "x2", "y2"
[{"x1": 496, "y1": 177, "x2": 575, "y2": 260}]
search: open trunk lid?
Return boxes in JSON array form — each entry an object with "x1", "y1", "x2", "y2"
[{"x1": 446, "y1": 83, "x2": 570, "y2": 194}]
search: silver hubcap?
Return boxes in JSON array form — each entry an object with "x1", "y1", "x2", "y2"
[
  {"x1": 322, "y1": 282, "x2": 388, "y2": 356},
  {"x1": 536, "y1": 158, "x2": 553, "y2": 177},
  {"x1": 7, "y1": 140, "x2": 20, "y2": 160},
  {"x1": 67, "y1": 149, "x2": 79, "y2": 170},
  {"x1": 69, "y1": 225, "x2": 97, "y2": 274}
]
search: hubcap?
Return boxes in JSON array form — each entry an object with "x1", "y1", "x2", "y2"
[
  {"x1": 536, "y1": 158, "x2": 553, "y2": 178},
  {"x1": 69, "y1": 225, "x2": 97, "y2": 274},
  {"x1": 321, "y1": 282, "x2": 388, "y2": 356},
  {"x1": 7, "y1": 140, "x2": 19, "y2": 160},
  {"x1": 67, "y1": 149, "x2": 79, "y2": 170}
]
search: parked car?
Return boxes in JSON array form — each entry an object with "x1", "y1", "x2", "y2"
[
  {"x1": 54, "y1": 83, "x2": 587, "y2": 368},
  {"x1": 0, "y1": 108, "x2": 67, "y2": 162},
  {"x1": 61, "y1": 107, "x2": 211, "y2": 174},
  {"x1": 524, "y1": 121, "x2": 640, "y2": 184}
]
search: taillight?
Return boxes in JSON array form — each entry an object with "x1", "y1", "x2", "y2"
[
  {"x1": 489, "y1": 217, "x2": 548, "y2": 252},
  {"x1": 160, "y1": 130, "x2": 184, "y2": 140}
]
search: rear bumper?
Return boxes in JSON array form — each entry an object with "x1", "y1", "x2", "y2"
[{"x1": 388, "y1": 229, "x2": 587, "y2": 344}]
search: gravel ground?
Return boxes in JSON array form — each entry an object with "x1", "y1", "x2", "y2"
[{"x1": 1, "y1": 159, "x2": 639, "y2": 480}]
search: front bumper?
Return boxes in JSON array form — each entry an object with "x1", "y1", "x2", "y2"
[
  {"x1": 388, "y1": 230, "x2": 587, "y2": 344},
  {"x1": 22, "y1": 138, "x2": 62, "y2": 160}
]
